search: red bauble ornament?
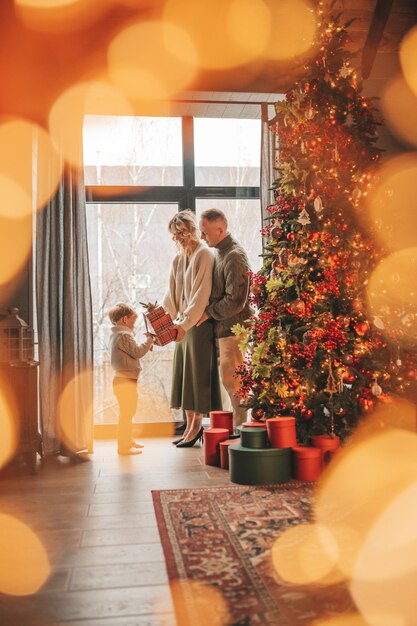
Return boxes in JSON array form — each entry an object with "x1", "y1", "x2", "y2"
[
  {"x1": 342, "y1": 371, "x2": 355, "y2": 384},
  {"x1": 271, "y1": 226, "x2": 283, "y2": 240},
  {"x1": 342, "y1": 353, "x2": 354, "y2": 365},
  {"x1": 250, "y1": 283, "x2": 262, "y2": 296},
  {"x1": 288, "y1": 379, "x2": 299, "y2": 389},
  {"x1": 404, "y1": 368, "x2": 416, "y2": 381},
  {"x1": 301, "y1": 407, "x2": 313, "y2": 420},
  {"x1": 352, "y1": 299, "x2": 363, "y2": 313},
  {"x1": 309, "y1": 231, "x2": 320, "y2": 243},
  {"x1": 354, "y1": 321, "x2": 370, "y2": 336},
  {"x1": 287, "y1": 232, "x2": 296, "y2": 242},
  {"x1": 251, "y1": 407, "x2": 265, "y2": 421}
]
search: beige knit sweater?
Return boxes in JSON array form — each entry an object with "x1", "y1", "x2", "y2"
[{"x1": 163, "y1": 243, "x2": 214, "y2": 332}]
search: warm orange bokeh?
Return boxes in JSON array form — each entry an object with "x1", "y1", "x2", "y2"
[
  {"x1": 312, "y1": 614, "x2": 369, "y2": 626},
  {"x1": 108, "y1": 20, "x2": 198, "y2": 102},
  {"x1": 14, "y1": 0, "x2": 106, "y2": 33},
  {"x1": 262, "y1": 0, "x2": 317, "y2": 61},
  {"x1": 49, "y1": 79, "x2": 133, "y2": 169},
  {"x1": 0, "y1": 382, "x2": 19, "y2": 470},
  {"x1": 366, "y1": 153, "x2": 417, "y2": 251},
  {"x1": 0, "y1": 118, "x2": 62, "y2": 215},
  {"x1": 162, "y1": 0, "x2": 270, "y2": 70},
  {"x1": 169, "y1": 579, "x2": 230, "y2": 626},
  {"x1": 381, "y1": 73, "x2": 417, "y2": 149},
  {"x1": 57, "y1": 369, "x2": 94, "y2": 454},
  {"x1": 0, "y1": 214, "x2": 32, "y2": 286},
  {"x1": 0, "y1": 513, "x2": 50, "y2": 595},
  {"x1": 314, "y1": 428, "x2": 417, "y2": 578},
  {"x1": 271, "y1": 522, "x2": 340, "y2": 585},
  {"x1": 399, "y1": 24, "x2": 417, "y2": 99}
]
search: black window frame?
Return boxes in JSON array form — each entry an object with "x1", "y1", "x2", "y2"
[{"x1": 85, "y1": 115, "x2": 260, "y2": 211}]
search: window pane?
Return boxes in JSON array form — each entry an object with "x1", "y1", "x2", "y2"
[
  {"x1": 86, "y1": 203, "x2": 180, "y2": 425},
  {"x1": 194, "y1": 118, "x2": 261, "y2": 187},
  {"x1": 196, "y1": 199, "x2": 263, "y2": 273},
  {"x1": 83, "y1": 116, "x2": 183, "y2": 186}
]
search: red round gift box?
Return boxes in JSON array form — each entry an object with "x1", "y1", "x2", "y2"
[
  {"x1": 219, "y1": 438, "x2": 239, "y2": 470},
  {"x1": 292, "y1": 446, "x2": 322, "y2": 481},
  {"x1": 266, "y1": 417, "x2": 297, "y2": 448},
  {"x1": 311, "y1": 434, "x2": 340, "y2": 464},
  {"x1": 210, "y1": 410, "x2": 234, "y2": 435},
  {"x1": 203, "y1": 428, "x2": 229, "y2": 466}
]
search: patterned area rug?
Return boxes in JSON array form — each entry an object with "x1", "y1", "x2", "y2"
[{"x1": 152, "y1": 483, "x2": 353, "y2": 626}]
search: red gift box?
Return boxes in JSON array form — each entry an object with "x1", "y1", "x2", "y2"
[{"x1": 142, "y1": 303, "x2": 177, "y2": 347}]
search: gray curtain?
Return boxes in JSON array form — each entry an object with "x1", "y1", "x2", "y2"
[{"x1": 36, "y1": 164, "x2": 94, "y2": 455}]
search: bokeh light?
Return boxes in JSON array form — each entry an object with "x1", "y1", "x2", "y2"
[
  {"x1": 15, "y1": 0, "x2": 105, "y2": 33},
  {"x1": 366, "y1": 154, "x2": 417, "y2": 252},
  {"x1": 367, "y1": 247, "x2": 417, "y2": 341},
  {"x1": 169, "y1": 579, "x2": 230, "y2": 626},
  {"x1": 0, "y1": 513, "x2": 50, "y2": 595},
  {"x1": 263, "y1": 0, "x2": 317, "y2": 61},
  {"x1": 314, "y1": 429, "x2": 417, "y2": 578},
  {"x1": 350, "y1": 481, "x2": 417, "y2": 626},
  {"x1": 0, "y1": 119, "x2": 62, "y2": 214},
  {"x1": 49, "y1": 79, "x2": 133, "y2": 169},
  {"x1": 162, "y1": 0, "x2": 270, "y2": 70},
  {"x1": 271, "y1": 522, "x2": 339, "y2": 584},
  {"x1": 57, "y1": 369, "x2": 94, "y2": 454},
  {"x1": 399, "y1": 24, "x2": 417, "y2": 99},
  {"x1": 108, "y1": 20, "x2": 198, "y2": 103},
  {"x1": 381, "y1": 73, "x2": 417, "y2": 149},
  {"x1": 0, "y1": 215, "x2": 32, "y2": 286},
  {"x1": 0, "y1": 383, "x2": 19, "y2": 470}
]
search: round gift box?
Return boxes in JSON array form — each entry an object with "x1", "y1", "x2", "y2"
[
  {"x1": 311, "y1": 434, "x2": 340, "y2": 464},
  {"x1": 229, "y1": 444, "x2": 291, "y2": 485},
  {"x1": 266, "y1": 417, "x2": 297, "y2": 448},
  {"x1": 241, "y1": 422, "x2": 267, "y2": 428},
  {"x1": 210, "y1": 410, "x2": 234, "y2": 435},
  {"x1": 292, "y1": 446, "x2": 322, "y2": 481},
  {"x1": 219, "y1": 438, "x2": 239, "y2": 470},
  {"x1": 203, "y1": 428, "x2": 229, "y2": 467},
  {"x1": 241, "y1": 427, "x2": 267, "y2": 449}
]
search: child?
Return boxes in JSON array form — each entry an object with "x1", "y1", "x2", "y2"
[{"x1": 108, "y1": 303, "x2": 154, "y2": 455}]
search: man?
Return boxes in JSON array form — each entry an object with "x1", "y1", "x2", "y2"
[{"x1": 198, "y1": 208, "x2": 252, "y2": 430}]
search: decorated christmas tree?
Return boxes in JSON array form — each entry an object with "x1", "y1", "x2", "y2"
[{"x1": 235, "y1": 5, "x2": 417, "y2": 444}]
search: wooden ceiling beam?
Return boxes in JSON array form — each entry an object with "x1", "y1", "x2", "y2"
[{"x1": 361, "y1": 0, "x2": 394, "y2": 79}]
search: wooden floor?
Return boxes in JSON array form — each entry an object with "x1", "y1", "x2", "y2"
[{"x1": 0, "y1": 437, "x2": 231, "y2": 626}]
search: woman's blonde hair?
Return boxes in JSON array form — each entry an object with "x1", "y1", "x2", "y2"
[
  {"x1": 108, "y1": 303, "x2": 136, "y2": 324},
  {"x1": 168, "y1": 210, "x2": 199, "y2": 243}
]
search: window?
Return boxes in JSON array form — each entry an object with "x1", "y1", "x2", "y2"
[{"x1": 84, "y1": 111, "x2": 262, "y2": 425}]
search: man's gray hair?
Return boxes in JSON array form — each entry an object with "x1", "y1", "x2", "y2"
[{"x1": 200, "y1": 208, "x2": 228, "y2": 228}]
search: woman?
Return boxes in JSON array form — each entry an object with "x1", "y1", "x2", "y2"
[{"x1": 163, "y1": 210, "x2": 222, "y2": 447}]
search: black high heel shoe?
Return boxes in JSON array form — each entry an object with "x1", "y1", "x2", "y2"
[
  {"x1": 176, "y1": 427, "x2": 204, "y2": 448},
  {"x1": 172, "y1": 437, "x2": 184, "y2": 445}
]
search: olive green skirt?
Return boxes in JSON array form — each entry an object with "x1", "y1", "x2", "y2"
[{"x1": 171, "y1": 320, "x2": 222, "y2": 414}]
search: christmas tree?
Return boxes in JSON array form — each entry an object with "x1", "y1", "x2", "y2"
[{"x1": 235, "y1": 4, "x2": 417, "y2": 444}]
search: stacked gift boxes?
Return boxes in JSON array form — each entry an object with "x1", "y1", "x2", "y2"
[
  {"x1": 203, "y1": 412, "x2": 340, "y2": 485},
  {"x1": 142, "y1": 303, "x2": 177, "y2": 346}
]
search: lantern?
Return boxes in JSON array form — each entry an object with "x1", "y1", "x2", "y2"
[{"x1": 0, "y1": 308, "x2": 34, "y2": 364}]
